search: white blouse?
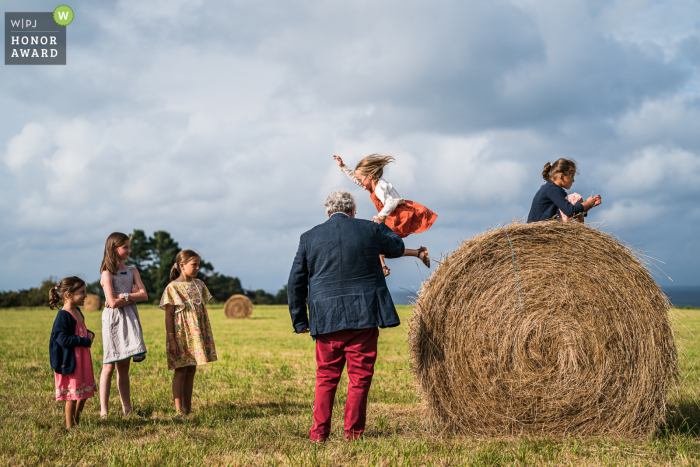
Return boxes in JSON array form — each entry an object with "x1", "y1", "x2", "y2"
[{"x1": 341, "y1": 165, "x2": 405, "y2": 218}]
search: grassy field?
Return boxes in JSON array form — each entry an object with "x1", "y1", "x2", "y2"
[{"x1": 1, "y1": 304, "x2": 699, "y2": 466}]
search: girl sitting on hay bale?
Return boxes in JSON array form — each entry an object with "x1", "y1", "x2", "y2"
[
  {"x1": 334, "y1": 154, "x2": 437, "y2": 277},
  {"x1": 527, "y1": 158, "x2": 602, "y2": 223}
]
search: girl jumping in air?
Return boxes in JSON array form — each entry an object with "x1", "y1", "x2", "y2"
[
  {"x1": 334, "y1": 154, "x2": 437, "y2": 276},
  {"x1": 159, "y1": 249, "x2": 217, "y2": 414},
  {"x1": 99, "y1": 232, "x2": 149, "y2": 417},
  {"x1": 49, "y1": 276, "x2": 96, "y2": 429},
  {"x1": 527, "y1": 158, "x2": 602, "y2": 223}
]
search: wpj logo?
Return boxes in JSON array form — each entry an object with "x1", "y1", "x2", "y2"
[{"x1": 5, "y1": 6, "x2": 73, "y2": 65}]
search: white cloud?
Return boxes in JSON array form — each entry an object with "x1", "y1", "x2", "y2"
[{"x1": 1, "y1": 0, "x2": 699, "y2": 291}]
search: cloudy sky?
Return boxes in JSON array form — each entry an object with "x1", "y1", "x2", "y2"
[{"x1": 1, "y1": 0, "x2": 699, "y2": 298}]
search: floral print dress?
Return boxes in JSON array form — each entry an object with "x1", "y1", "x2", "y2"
[{"x1": 159, "y1": 279, "x2": 217, "y2": 370}]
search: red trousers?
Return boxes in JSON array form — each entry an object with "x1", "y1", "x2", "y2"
[{"x1": 309, "y1": 327, "x2": 378, "y2": 441}]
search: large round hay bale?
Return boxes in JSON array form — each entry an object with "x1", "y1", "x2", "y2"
[
  {"x1": 408, "y1": 221, "x2": 677, "y2": 437},
  {"x1": 224, "y1": 294, "x2": 253, "y2": 319},
  {"x1": 83, "y1": 294, "x2": 101, "y2": 312}
]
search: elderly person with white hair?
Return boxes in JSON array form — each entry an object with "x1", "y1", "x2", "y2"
[{"x1": 287, "y1": 189, "x2": 405, "y2": 442}]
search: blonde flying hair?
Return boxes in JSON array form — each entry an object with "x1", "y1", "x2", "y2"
[
  {"x1": 542, "y1": 158, "x2": 578, "y2": 182},
  {"x1": 100, "y1": 232, "x2": 131, "y2": 275},
  {"x1": 355, "y1": 154, "x2": 395, "y2": 181},
  {"x1": 169, "y1": 249, "x2": 202, "y2": 281},
  {"x1": 48, "y1": 276, "x2": 86, "y2": 310}
]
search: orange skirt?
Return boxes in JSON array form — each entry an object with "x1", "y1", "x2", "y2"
[{"x1": 370, "y1": 192, "x2": 437, "y2": 239}]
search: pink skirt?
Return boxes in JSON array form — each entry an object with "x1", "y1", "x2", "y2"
[{"x1": 55, "y1": 320, "x2": 96, "y2": 401}]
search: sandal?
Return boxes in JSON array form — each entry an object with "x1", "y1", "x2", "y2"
[
  {"x1": 383, "y1": 266, "x2": 391, "y2": 277},
  {"x1": 418, "y1": 247, "x2": 430, "y2": 268}
]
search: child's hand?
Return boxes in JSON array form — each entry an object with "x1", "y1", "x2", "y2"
[
  {"x1": 168, "y1": 339, "x2": 178, "y2": 356},
  {"x1": 333, "y1": 155, "x2": 344, "y2": 167},
  {"x1": 372, "y1": 215, "x2": 387, "y2": 224},
  {"x1": 87, "y1": 331, "x2": 95, "y2": 341},
  {"x1": 584, "y1": 195, "x2": 602, "y2": 210}
]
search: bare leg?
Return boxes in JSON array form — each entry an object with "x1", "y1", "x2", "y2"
[
  {"x1": 183, "y1": 366, "x2": 197, "y2": 414},
  {"x1": 100, "y1": 363, "x2": 116, "y2": 417},
  {"x1": 403, "y1": 247, "x2": 430, "y2": 267},
  {"x1": 172, "y1": 367, "x2": 188, "y2": 413},
  {"x1": 74, "y1": 399, "x2": 86, "y2": 425},
  {"x1": 65, "y1": 400, "x2": 76, "y2": 429},
  {"x1": 379, "y1": 255, "x2": 390, "y2": 276},
  {"x1": 115, "y1": 358, "x2": 132, "y2": 414}
]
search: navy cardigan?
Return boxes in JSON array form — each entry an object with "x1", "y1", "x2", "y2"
[
  {"x1": 527, "y1": 181, "x2": 585, "y2": 223},
  {"x1": 49, "y1": 308, "x2": 93, "y2": 375}
]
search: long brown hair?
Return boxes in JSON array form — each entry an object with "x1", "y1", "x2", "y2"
[
  {"x1": 542, "y1": 158, "x2": 578, "y2": 182},
  {"x1": 169, "y1": 249, "x2": 202, "y2": 281},
  {"x1": 355, "y1": 154, "x2": 395, "y2": 181},
  {"x1": 48, "y1": 276, "x2": 86, "y2": 310},
  {"x1": 100, "y1": 232, "x2": 130, "y2": 275}
]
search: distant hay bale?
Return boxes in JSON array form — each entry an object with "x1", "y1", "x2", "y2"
[
  {"x1": 83, "y1": 294, "x2": 101, "y2": 312},
  {"x1": 408, "y1": 221, "x2": 677, "y2": 437},
  {"x1": 224, "y1": 294, "x2": 253, "y2": 319}
]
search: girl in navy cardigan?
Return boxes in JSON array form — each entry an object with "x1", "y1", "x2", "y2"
[
  {"x1": 527, "y1": 159, "x2": 602, "y2": 223},
  {"x1": 49, "y1": 276, "x2": 95, "y2": 429}
]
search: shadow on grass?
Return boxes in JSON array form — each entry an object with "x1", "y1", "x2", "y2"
[
  {"x1": 204, "y1": 400, "x2": 310, "y2": 421},
  {"x1": 659, "y1": 399, "x2": 700, "y2": 437}
]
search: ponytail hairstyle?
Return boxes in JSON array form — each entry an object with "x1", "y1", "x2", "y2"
[
  {"x1": 100, "y1": 232, "x2": 131, "y2": 275},
  {"x1": 542, "y1": 158, "x2": 578, "y2": 182},
  {"x1": 169, "y1": 249, "x2": 202, "y2": 281},
  {"x1": 49, "y1": 276, "x2": 86, "y2": 310},
  {"x1": 355, "y1": 154, "x2": 395, "y2": 181}
]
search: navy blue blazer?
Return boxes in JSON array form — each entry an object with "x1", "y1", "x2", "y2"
[
  {"x1": 288, "y1": 212, "x2": 406, "y2": 336},
  {"x1": 49, "y1": 308, "x2": 93, "y2": 375},
  {"x1": 527, "y1": 181, "x2": 585, "y2": 223}
]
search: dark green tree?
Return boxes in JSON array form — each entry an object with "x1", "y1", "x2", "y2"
[
  {"x1": 275, "y1": 285, "x2": 288, "y2": 305},
  {"x1": 126, "y1": 229, "x2": 154, "y2": 294},
  {"x1": 147, "y1": 231, "x2": 180, "y2": 298},
  {"x1": 202, "y1": 272, "x2": 245, "y2": 302}
]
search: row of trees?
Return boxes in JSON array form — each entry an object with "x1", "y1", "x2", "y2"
[{"x1": 0, "y1": 230, "x2": 288, "y2": 307}]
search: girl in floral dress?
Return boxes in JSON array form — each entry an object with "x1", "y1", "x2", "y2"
[
  {"x1": 49, "y1": 276, "x2": 96, "y2": 429},
  {"x1": 334, "y1": 154, "x2": 437, "y2": 276},
  {"x1": 159, "y1": 249, "x2": 217, "y2": 414}
]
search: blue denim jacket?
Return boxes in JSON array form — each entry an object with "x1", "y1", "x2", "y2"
[{"x1": 287, "y1": 213, "x2": 405, "y2": 336}]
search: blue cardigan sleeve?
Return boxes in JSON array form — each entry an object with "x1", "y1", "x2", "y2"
[
  {"x1": 546, "y1": 184, "x2": 585, "y2": 218},
  {"x1": 287, "y1": 236, "x2": 310, "y2": 333},
  {"x1": 52, "y1": 311, "x2": 92, "y2": 349}
]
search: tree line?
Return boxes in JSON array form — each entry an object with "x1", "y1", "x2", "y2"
[{"x1": 0, "y1": 230, "x2": 288, "y2": 308}]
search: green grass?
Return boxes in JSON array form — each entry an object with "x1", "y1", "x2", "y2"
[{"x1": 1, "y1": 304, "x2": 700, "y2": 466}]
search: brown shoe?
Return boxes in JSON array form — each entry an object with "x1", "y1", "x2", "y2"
[{"x1": 418, "y1": 246, "x2": 430, "y2": 268}]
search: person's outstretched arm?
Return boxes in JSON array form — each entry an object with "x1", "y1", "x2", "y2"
[
  {"x1": 334, "y1": 155, "x2": 363, "y2": 187},
  {"x1": 287, "y1": 237, "x2": 310, "y2": 333},
  {"x1": 376, "y1": 223, "x2": 405, "y2": 259}
]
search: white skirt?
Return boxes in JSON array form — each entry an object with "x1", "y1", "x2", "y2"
[{"x1": 101, "y1": 304, "x2": 147, "y2": 363}]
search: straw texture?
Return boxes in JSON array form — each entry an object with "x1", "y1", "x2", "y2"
[
  {"x1": 408, "y1": 221, "x2": 677, "y2": 437},
  {"x1": 224, "y1": 294, "x2": 253, "y2": 319},
  {"x1": 83, "y1": 294, "x2": 101, "y2": 312}
]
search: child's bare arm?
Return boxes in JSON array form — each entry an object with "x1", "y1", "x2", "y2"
[
  {"x1": 121, "y1": 267, "x2": 148, "y2": 303},
  {"x1": 165, "y1": 304, "x2": 178, "y2": 356},
  {"x1": 102, "y1": 271, "x2": 130, "y2": 309}
]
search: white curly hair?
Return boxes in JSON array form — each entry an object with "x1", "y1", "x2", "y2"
[{"x1": 324, "y1": 189, "x2": 356, "y2": 216}]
